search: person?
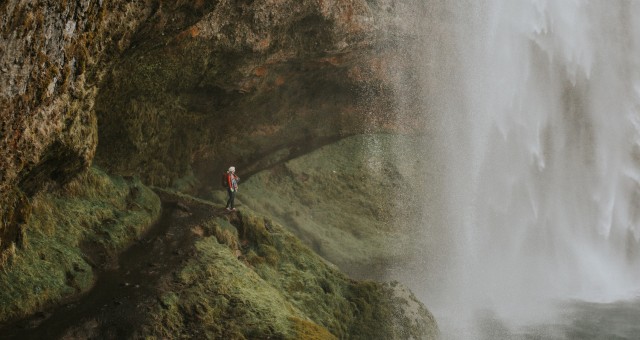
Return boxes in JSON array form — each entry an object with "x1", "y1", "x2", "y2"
[{"x1": 225, "y1": 166, "x2": 240, "y2": 211}]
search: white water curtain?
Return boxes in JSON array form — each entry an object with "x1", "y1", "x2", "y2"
[{"x1": 412, "y1": 0, "x2": 640, "y2": 332}]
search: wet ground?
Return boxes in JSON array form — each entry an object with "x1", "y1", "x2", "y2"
[{"x1": 0, "y1": 191, "x2": 235, "y2": 340}]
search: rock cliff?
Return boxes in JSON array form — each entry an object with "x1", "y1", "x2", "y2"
[
  {"x1": 93, "y1": 0, "x2": 411, "y2": 186},
  {"x1": 0, "y1": 0, "x2": 436, "y2": 338},
  {"x1": 0, "y1": 0, "x2": 421, "y2": 257},
  {"x1": 0, "y1": 0, "x2": 154, "y2": 256}
]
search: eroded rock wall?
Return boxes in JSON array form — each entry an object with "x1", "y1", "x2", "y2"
[
  {"x1": 0, "y1": 1, "x2": 439, "y2": 337},
  {"x1": 93, "y1": 0, "x2": 417, "y2": 188},
  {"x1": 0, "y1": 0, "x2": 155, "y2": 255},
  {"x1": 0, "y1": 0, "x2": 425, "y2": 265}
]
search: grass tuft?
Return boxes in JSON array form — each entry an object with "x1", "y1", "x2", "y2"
[
  {"x1": 137, "y1": 207, "x2": 437, "y2": 339},
  {"x1": 290, "y1": 317, "x2": 337, "y2": 340},
  {"x1": 0, "y1": 167, "x2": 161, "y2": 322}
]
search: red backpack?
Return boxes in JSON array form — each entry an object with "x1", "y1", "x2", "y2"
[{"x1": 221, "y1": 172, "x2": 228, "y2": 188}]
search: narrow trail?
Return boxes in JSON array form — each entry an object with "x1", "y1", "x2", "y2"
[{"x1": 0, "y1": 192, "x2": 234, "y2": 340}]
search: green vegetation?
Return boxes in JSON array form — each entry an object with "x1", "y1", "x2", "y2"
[
  {"x1": 140, "y1": 233, "x2": 317, "y2": 339},
  {"x1": 0, "y1": 167, "x2": 161, "y2": 322},
  {"x1": 237, "y1": 134, "x2": 427, "y2": 274},
  {"x1": 0, "y1": 145, "x2": 438, "y2": 338},
  {"x1": 138, "y1": 208, "x2": 437, "y2": 339}
]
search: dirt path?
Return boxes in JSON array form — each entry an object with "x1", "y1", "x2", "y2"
[{"x1": 0, "y1": 191, "x2": 231, "y2": 339}]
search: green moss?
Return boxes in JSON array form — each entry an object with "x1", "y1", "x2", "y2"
[
  {"x1": 236, "y1": 210, "x2": 437, "y2": 339},
  {"x1": 257, "y1": 243, "x2": 279, "y2": 265},
  {"x1": 139, "y1": 236, "x2": 307, "y2": 339},
  {"x1": 0, "y1": 188, "x2": 30, "y2": 262},
  {"x1": 170, "y1": 167, "x2": 200, "y2": 192},
  {"x1": 240, "y1": 134, "x2": 427, "y2": 274},
  {"x1": 290, "y1": 317, "x2": 337, "y2": 340},
  {"x1": 138, "y1": 208, "x2": 437, "y2": 339},
  {"x1": 0, "y1": 167, "x2": 161, "y2": 322},
  {"x1": 211, "y1": 222, "x2": 240, "y2": 251}
]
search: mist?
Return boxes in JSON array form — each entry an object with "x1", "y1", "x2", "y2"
[{"x1": 390, "y1": 1, "x2": 640, "y2": 338}]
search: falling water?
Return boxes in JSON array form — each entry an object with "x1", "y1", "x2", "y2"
[{"x1": 393, "y1": 1, "x2": 640, "y2": 338}]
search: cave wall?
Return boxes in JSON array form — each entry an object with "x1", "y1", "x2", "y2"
[
  {"x1": 0, "y1": 0, "x2": 161, "y2": 256},
  {"x1": 0, "y1": 0, "x2": 423, "y2": 258},
  {"x1": 93, "y1": 0, "x2": 418, "y2": 189}
]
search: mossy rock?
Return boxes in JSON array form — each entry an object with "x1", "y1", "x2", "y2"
[
  {"x1": 237, "y1": 133, "x2": 428, "y2": 276},
  {"x1": 138, "y1": 209, "x2": 438, "y2": 339},
  {"x1": 0, "y1": 167, "x2": 161, "y2": 322}
]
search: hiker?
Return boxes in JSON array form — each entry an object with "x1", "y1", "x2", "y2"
[{"x1": 225, "y1": 166, "x2": 240, "y2": 211}]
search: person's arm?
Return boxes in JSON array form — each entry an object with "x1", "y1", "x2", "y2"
[{"x1": 234, "y1": 174, "x2": 239, "y2": 190}]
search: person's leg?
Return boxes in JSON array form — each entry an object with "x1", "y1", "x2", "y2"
[
  {"x1": 229, "y1": 190, "x2": 236, "y2": 209},
  {"x1": 226, "y1": 189, "x2": 233, "y2": 209}
]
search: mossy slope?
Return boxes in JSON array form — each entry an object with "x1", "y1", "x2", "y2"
[
  {"x1": 233, "y1": 134, "x2": 427, "y2": 276},
  {"x1": 0, "y1": 167, "x2": 161, "y2": 322},
  {"x1": 0, "y1": 166, "x2": 437, "y2": 338},
  {"x1": 139, "y1": 208, "x2": 437, "y2": 339}
]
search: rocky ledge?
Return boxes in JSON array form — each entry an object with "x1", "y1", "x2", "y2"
[{"x1": 0, "y1": 177, "x2": 438, "y2": 339}]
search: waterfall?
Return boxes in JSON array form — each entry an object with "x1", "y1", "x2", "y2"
[{"x1": 395, "y1": 0, "x2": 640, "y2": 337}]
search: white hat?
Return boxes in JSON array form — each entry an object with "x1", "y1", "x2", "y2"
[{"x1": 228, "y1": 166, "x2": 236, "y2": 172}]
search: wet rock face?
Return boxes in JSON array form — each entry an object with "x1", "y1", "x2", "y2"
[
  {"x1": 0, "y1": 0, "x2": 158, "y2": 255},
  {"x1": 94, "y1": 0, "x2": 408, "y2": 187},
  {"x1": 0, "y1": 0, "x2": 417, "y2": 255}
]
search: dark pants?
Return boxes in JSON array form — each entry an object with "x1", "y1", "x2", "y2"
[{"x1": 226, "y1": 189, "x2": 236, "y2": 209}]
